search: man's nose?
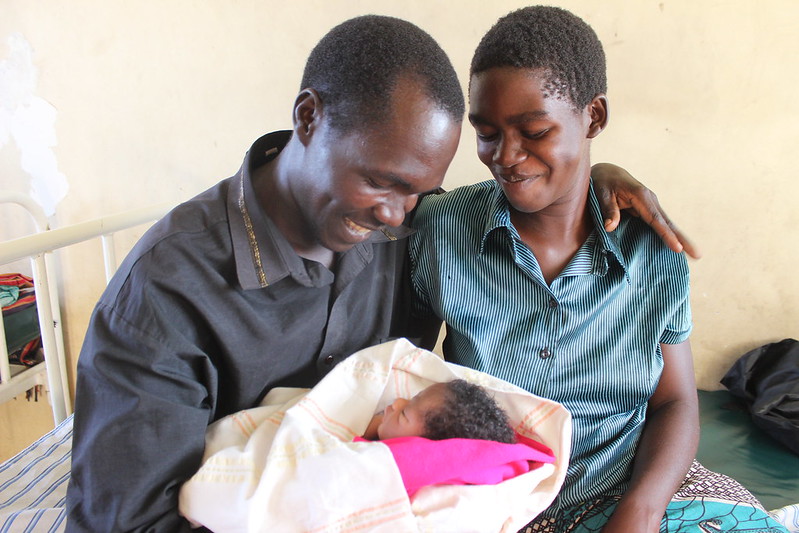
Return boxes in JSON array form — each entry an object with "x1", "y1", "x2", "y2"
[{"x1": 374, "y1": 192, "x2": 416, "y2": 227}]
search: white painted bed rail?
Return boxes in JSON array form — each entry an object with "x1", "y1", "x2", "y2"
[{"x1": 0, "y1": 194, "x2": 172, "y2": 424}]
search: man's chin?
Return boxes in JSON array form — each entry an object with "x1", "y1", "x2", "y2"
[{"x1": 321, "y1": 234, "x2": 369, "y2": 254}]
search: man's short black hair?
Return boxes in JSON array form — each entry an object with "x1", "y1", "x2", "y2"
[
  {"x1": 470, "y1": 5, "x2": 606, "y2": 110},
  {"x1": 301, "y1": 15, "x2": 465, "y2": 131},
  {"x1": 423, "y1": 379, "x2": 515, "y2": 444}
]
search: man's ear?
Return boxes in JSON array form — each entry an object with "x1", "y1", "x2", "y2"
[
  {"x1": 586, "y1": 94, "x2": 609, "y2": 139},
  {"x1": 293, "y1": 88, "x2": 323, "y2": 145}
]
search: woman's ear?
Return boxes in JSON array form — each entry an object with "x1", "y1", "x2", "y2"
[
  {"x1": 293, "y1": 88, "x2": 323, "y2": 145},
  {"x1": 587, "y1": 94, "x2": 609, "y2": 139}
]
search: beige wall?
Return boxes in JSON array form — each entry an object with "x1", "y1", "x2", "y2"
[{"x1": 1, "y1": 0, "x2": 797, "y2": 426}]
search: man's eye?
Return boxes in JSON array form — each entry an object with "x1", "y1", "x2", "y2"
[
  {"x1": 366, "y1": 177, "x2": 388, "y2": 190},
  {"x1": 476, "y1": 132, "x2": 497, "y2": 142}
]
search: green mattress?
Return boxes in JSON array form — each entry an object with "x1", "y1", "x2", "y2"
[{"x1": 697, "y1": 390, "x2": 799, "y2": 510}]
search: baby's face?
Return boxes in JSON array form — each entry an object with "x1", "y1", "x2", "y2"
[{"x1": 377, "y1": 382, "x2": 448, "y2": 440}]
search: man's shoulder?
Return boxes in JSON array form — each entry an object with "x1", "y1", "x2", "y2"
[
  {"x1": 614, "y1": 214, "x2": 690, "y2": 279},
  {"x1": 102, "y1": 179, "x2": 237, "y2": 300},
  {"x1": 148, "y1": 179, "x2": 232, "y2": 241}
]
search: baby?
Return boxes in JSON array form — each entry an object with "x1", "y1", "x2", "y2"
[
  {"x1": 354, "y1": 379, "x2": 555, "y2": 500},
  {"x1": 361, "y1": 379, "x2": 516, "y2": 443},
  {"x1": 178, "y1": 340, "x2": 567, "y2": 532}
]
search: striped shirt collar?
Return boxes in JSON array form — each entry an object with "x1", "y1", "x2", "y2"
[
  {"x1": 229, "y1": 131, "x2": 413, "y2": 290},
  {"x1": 478, "y1": 179, "x2": 630, "y2": 282}
]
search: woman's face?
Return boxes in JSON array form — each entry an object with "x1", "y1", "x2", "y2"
[{"x1": 468, "y1": 66, "x2": 600, "y2": 215}]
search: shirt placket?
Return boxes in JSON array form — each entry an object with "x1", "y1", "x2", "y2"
[
  {"x1": 510, "y1": 236, "x2": 563, "y2": 397},
  {"x1": 313, "y1": 245, "x2": 373, "y2": 376}
]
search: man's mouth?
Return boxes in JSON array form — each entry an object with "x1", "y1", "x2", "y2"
[{"x1": 344, "y1": 217, "x2": 374, "y2": 236}]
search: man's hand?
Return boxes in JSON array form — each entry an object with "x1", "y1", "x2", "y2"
[{"x1": 592, "y1": 162, "x2": 701, "y2": 259}]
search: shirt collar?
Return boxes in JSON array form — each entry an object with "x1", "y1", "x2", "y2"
[
  {"x1": 585, "y1": 180, "x2": 629, "y2": 281},
  {"x1": 478, "y1": 179, "x2": 629, "y2": 281},
  {"x1": 228, "y1": 131, "x2": 412, "y2": 291}
]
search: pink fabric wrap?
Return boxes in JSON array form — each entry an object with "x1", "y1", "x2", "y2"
[{"x1": 355, "y1": 434, "x2": 556, "y2": 497}]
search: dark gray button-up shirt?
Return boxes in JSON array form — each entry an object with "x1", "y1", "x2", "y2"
[{"x1": 67, "y1": 131, "x2": 420, "y2": 532}]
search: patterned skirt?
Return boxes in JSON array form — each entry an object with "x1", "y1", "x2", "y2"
[{"x1": 519, "y1": 461, "x2": 788, "y2": 533}]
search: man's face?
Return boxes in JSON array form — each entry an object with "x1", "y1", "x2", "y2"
[
  {"x1": 296, "y1": 80, "x2": 461, "y2": 253},
  {"x1": 468, "y1": 67, "x2": 595, "y2": 215},
  {"x1": 377, "y1": 382, "x2": 449, "y2": 440}
]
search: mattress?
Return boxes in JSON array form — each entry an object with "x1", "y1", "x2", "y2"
[{"x1": 697, "y1": 390, "x2": 799, "y2": 511}]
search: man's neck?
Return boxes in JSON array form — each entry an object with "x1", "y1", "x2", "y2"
[{"x1": 251, "y1": 147, "x2": 336, "y2": 268}]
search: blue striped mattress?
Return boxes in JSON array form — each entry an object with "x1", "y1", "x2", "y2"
[{"x1": 0, "y1": 415, "x2": 71, "y2": 532}]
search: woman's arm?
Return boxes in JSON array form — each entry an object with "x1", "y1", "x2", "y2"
[
  {"x1": 591, "y1": 163, "x2": 701, "y2": 259},
  {"x1": 601, "y1": 340, "x2": 699, "y2": 533}
]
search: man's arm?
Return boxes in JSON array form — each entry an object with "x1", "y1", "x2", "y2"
[
  {"x1": 601, "y1": 340, "x2": 699, "y2": 533},
  {"x1": 591, "y1": 163, "x2": 701, "y2": 259},
  {"x1": 404, "y1": 313, "x2": 443, "y2": 351},
  {"x1": 66, "y1": 304, "x2": 213, "y2": 533},
  {"x1": 395, "y1": 235, "x2": 443, "y2": 350}
]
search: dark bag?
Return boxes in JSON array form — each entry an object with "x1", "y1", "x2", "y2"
[{"x1": 721, "y1": 338, "x2": 799, "y2": 455}]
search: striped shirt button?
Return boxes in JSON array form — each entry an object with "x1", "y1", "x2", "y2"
[
  {"x1": 548, "y1": 297, "x2": 558, "y2": 309},
  {"x1": 539, "y1": 347, "x2": 552, "y2": 359}
]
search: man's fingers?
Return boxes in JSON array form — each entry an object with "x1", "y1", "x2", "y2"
[
  {"x1": 598, "y1": 187, "x2": 622, "y2": 231},
  {"x1": 647, "y1": 209, "x2": 685, "y2": 255},
  {"x1": 633, "y1": 195, "x2": 701, "y2": 259},
  {"x1": 671, "y1": 226, "x2": 702, "y2": 259}
]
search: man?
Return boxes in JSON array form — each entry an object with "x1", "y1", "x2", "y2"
[{"x1": 66, "y1": 15, "x2": 692, "y2": 532}]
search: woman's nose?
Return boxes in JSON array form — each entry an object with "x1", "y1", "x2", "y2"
[{"x1": 493, "y1": 135, "x2": 526, "y2": 168}]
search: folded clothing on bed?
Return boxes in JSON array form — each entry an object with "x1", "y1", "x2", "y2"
[
  {"x1": 178, "y1": 338, "x2": 571, "y2": 533},
  {"x1": 1, "y1": 273, "x2": 42, "y2": 365}
]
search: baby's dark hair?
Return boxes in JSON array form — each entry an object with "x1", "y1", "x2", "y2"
[
  {"x1": 423, "y1": 379, "x2": 515, "y2": 444},
  {"x1": 470, "y1": 5, "x2": 606, "y2": 111}
]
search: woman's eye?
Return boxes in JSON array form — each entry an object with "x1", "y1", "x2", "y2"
[
  {"x1": 523, "y1": 129, "x2": 549, "y2": 140},
  {"x1": 475, "y1": 130, "x2": 498, "y2": 142}
]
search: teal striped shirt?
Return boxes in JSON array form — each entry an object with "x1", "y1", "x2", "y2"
[{"x1": 409, "y1": 179, "x2": 692, "y2": 511}]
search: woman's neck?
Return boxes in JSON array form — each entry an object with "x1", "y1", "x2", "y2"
[{"x1": 510, "y1": 181, "x2": 592, "y2": 285}]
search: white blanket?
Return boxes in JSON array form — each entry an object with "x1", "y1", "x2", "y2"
[{"x1": 178, "y1": 339, "x2": 571, "y2": 533}]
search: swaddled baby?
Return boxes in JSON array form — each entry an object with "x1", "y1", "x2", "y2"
[
  {"x1": 357, "y1": 379, "x2": 554, "y2": 497},
  {"x1": 178, "y1": 340, "x2": 569, "y2": 533}
]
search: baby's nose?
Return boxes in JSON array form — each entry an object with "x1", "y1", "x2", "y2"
[{"x1": 391, "y1": 397, "x2": 410, "y2": 411}]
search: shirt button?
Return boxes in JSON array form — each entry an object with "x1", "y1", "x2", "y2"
[
  {"x1": 548, "y1": 297, "x2": 558, "y2": 309},
  {"x1": 323, "y1": 354, "x2": 336, "y2": 365},
  {"x1": 539, "y1": 347, "x2": 552, "y2": 359}
]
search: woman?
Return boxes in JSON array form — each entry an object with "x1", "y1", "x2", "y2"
[{"x1": 409, "y1": 6, "x2": 786, "y2": 533}]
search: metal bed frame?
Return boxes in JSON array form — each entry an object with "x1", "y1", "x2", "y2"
[{"x1": 0, "y1": 192, "x2": 170, "y2": 424}]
